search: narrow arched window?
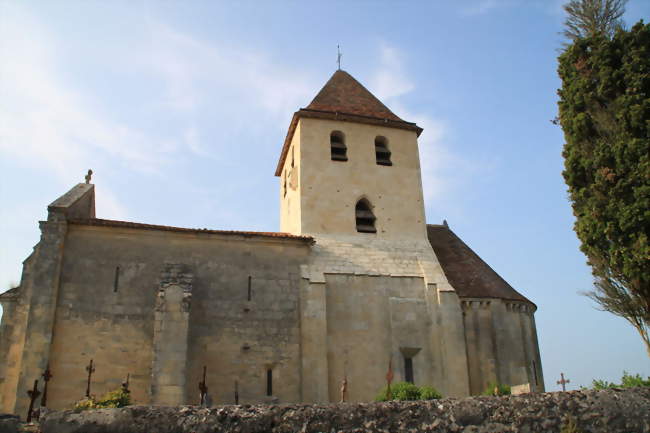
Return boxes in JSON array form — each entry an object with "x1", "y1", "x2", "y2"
[
  {"x1": 375, "y1": 136, "x2": 392, "y2": 166},
  {"x1": 330, "y1": 131, "x2": 347, "y2": 161},
  {"x1": 355, "y1": 199, "x2": 376, "y2": 233}
]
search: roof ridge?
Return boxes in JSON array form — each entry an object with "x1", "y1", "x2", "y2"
[{"x1": 68, "y1": 218, "x2": 313, "y2": 241}]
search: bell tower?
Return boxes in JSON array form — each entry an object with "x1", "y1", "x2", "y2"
[{"x1": 276, "y1": 70, "x2": 427, "y2": 240}]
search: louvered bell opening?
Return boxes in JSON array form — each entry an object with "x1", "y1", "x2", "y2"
[
  {"x1": 376, "y1": 146, "x2": 392, "y2": 166},
  {"x1": 356, "y1": 219, "x2": 377, "y2": 233},
  {"x1": 356, "y1": 207, "x2": 376, "y2": 233},
  {"x1": 331, "y1": 142, "x2": 348, "y2": 161},
  {"x1": 355, "y1": 209, "x2": 376, "y2": 220}
]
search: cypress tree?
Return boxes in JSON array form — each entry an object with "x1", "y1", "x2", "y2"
[{"x1": 557, "y1": 20, "x2": 650, "y2": 356}]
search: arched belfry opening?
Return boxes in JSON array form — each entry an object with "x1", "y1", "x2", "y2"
[
  {"x1": 330, "y1": 131, "x2": 348, "y2": 161},
  {"x1": 355, "y1": 199, "x2": 376, "y2": 233}
]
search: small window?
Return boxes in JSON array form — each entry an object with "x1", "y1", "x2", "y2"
[
  {"x1": 113, "y1": 266, "x2": 120, "y2": 292},
  {"x1": 330, "y1": 131, "x2": 347, "y2": 161},
  {"x1": 266, "y1": 369, "x2": 273, "y2": 396},
  {"x1": 404, "y1": 357, "x2": 414, "y2": 383},
  {"x1": 355, "y1": 199, "x2": 376, "y2": 233},
  {"x1": 375, "y1": 136, "x2": 391, "y2": 166}
]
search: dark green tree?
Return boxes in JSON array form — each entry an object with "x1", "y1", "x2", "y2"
[
  {"x1": 557, "y1": 20, "x2": 650, "y2": 356},
  {"x1": 563, "y1": 0, "x2": 627, "y2": 41}
]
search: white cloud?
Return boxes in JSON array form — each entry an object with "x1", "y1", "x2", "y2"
[
  {"x1": 369, "y1": 44, "x2": 454, "y2": 202},
  {"x1": 141, "y1": 21, "x2": 316, "y2": 125},
  {"x1": 0, "y1": 3, "x2": 172, "y2": 186},
  {"x1": 368, "y1": 43, "x2": 494, "y2": 221},
  {"x1": 370, "y1": 44, "x2": 415, "y2": 101},
  {"x1": 461, "y1": 0, "x2": 515, "y2": 16}
]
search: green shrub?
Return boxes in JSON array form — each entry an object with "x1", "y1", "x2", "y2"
[
  {"x1": 96, "y1": 388, "x2": 132, "y2": 408},
  {"x1": 481, "y1": 382, "x2": 511, "y2": 396},
  {"x1": 374, "y1": 382, "x2": 441, "y2": 402},
  {"x1": 73, "y1": 397, "x2": 97, "y2": 412},
  {"x1": 592, "y1": 371, "x2": 650, "y2": 389},
  {"x1": 419, "y1": 386, "x2": 442, "y2": 400},
  {"x1": 73, "y1": 387, "x2": 132, "y2": 411}
]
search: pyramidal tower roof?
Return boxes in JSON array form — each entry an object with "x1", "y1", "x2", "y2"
[
  {"x1": 275, "y1": 70, "x2": 422, "y2": 176},
  {"x1": 305, "y1": 70, "x2": 404, "y2": 121}
]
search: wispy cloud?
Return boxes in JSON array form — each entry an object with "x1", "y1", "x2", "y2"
[
  {"x1": 367, "y1": 43, "x2": 494, "y2": 221},
  {"x1": 141, "y1": 21, "x2": 316, "y2": 126},
  {"x1": 368, "y1": 44, "x2": 453, "y2": 203},
  {"x1": 460, "y1": 0, "x2": 516, "y2": 16},
  {"x1": 0, "y1": 3, "x2": 170, "y2": 187},
  {"x1": 369, "y1": 44, "x2": 415, "y2": 101}
]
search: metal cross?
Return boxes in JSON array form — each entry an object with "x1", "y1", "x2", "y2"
[
  {"x1": 198, "y1": 366, "x2": 208, "y2": 406},
  {"x1": 557, "y1": 372, "x2": 570, "y2": 391},
  {"x1": 121, "y1": 373, "x2": 130, "y2": 394},
  {"x1": 385, "y1": 358, "x2": 394, "y2": 400},
  {"x1": 40, "y1": 364, "x2": 53, "y2": 408},
  {"x1": 337, "y1": 45, "x2": 342, "y2": 70},
  {"x1": 85, "y1": 359, "x2": 95, "y2": 398},
  {"x1": 340, "y1": 375, "x2": 348, "y2": 403},
  {"x1": 26, "y1": 379, "x2": 41, "y2": 423}
]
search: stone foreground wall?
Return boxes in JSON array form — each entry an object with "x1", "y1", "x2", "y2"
[{"x1": 39, "y1": 388, "x2": 649, "y2": 433}]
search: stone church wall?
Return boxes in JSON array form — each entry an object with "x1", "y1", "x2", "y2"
[
  {"x1": 15, "y1": 223, "x2": 310, "y2": 412},
  {"x1": 461, "y1": 299, "x2": 544, "y2": 395},
  {"x1": 323, "y1": 274, "x2": 432, "y2": 402}
]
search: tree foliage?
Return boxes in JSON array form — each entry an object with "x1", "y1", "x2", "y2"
[
  {"x1": 591, "y1": 371, "x2": 650, "y2": 389},
  {"x1": 557, "y1": 20, "x2": 650, "y2": 356},
  {"x1": 563, "y1": 0, "x2": 627, "y2": 41}
]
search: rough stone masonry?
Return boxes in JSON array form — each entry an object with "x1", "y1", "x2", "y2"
[{"x1": 37, "y1": 388, "x2": 650, "y2": 433}]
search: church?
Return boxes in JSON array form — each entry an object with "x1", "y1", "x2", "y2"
[{"x1": 0, "y1": 69, "x2": 544, "y2": 415}]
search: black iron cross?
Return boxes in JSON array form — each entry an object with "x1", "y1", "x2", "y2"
[
  {"x1": 121, "y1": 373, "x2": 130, "y2": 394},
  {"x1": 85, "y1": 359, "x2": 95, "y2": 398},
  {"x1": 198, "y1": 366, "x2": 208, "y2": 406},
  {"x1": 385, "y1": 358, "x2": 394, "y2": 400},
  {"x1": 557, "y1": 372, "x2": 570, "y2": 391},
  {"x1": 26, "y1": 379, "x2": 41, "y2": 422},
  {"x1": 40, "y1": 364, "x2": 53, "y2": 408}
]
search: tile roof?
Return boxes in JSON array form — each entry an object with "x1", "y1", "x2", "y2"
[
  {"x1": 275, "y1": 70, "x2": 422, "y2": 176},
  {"x1": 0, "y1": 286, "x2": 19, "y2": 300},
  {"x1": 68, "y1": 218, "x2": 313, "y2": 242},
  {"x1": 427, "y1": 224, "x2": 534, "y2": 305},
  {"x1": 306, "y1": 70, "x2": 404, "y2": 121}
]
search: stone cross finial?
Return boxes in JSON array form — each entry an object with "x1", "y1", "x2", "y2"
[{"x1": 85, "y1": 169, "x2": 93, "y2": 184}]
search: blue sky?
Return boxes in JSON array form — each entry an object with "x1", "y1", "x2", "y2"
[{"x1": 1, "y1": 0, "x2": 648, "y2": 391}]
